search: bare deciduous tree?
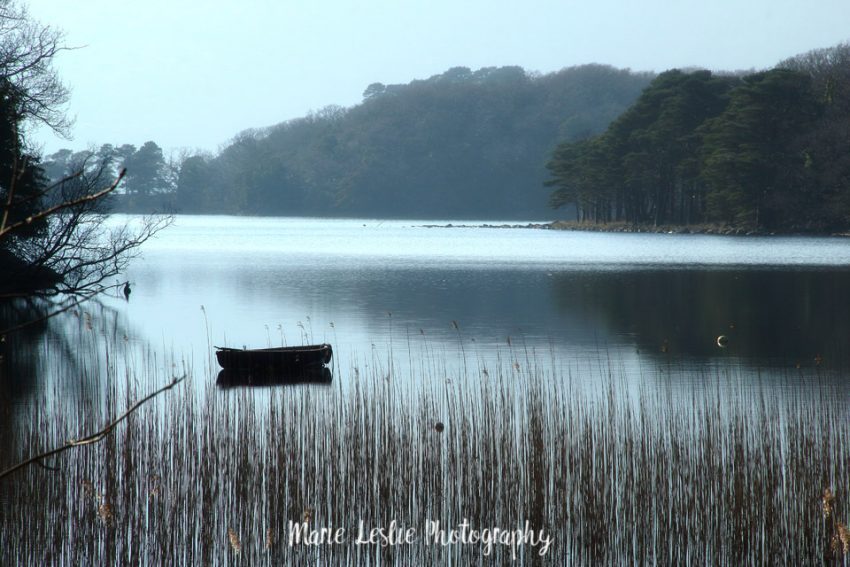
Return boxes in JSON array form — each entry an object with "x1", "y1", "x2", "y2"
[
  {"x1": 0, "y1": 3, "x2": 172, "y2": 297},
  {"x1": 0, "y1": 0, "x2": 71, "y2": 135},
  {"x1": 1, "y1": 157, "x2": 172, "y2": 296}
]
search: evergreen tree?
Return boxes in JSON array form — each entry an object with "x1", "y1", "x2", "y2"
[
  {"x1": 546, "y1": 64, "x2": 842, "y2": 232},
  {"x1": 123, "y1": 141, "x2": 168, "y2": 197},
  {"x1": 547, "y1": 70, "x2": 735, "y2": 225},
  {"x1": 700, "y1": 69, "x2": 821, "y2": 228},
  {"x1": 0, "y1": 83, "x2": 49, "y2": 244}
]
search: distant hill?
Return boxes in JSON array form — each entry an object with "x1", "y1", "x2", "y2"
[{"x1": 174, "y1": 65, "x2": 653, "y2": 219}]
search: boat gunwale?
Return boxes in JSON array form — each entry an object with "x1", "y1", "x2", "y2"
[{"x1": 214, "y1": 343, "x2": 332, "y2": 354}]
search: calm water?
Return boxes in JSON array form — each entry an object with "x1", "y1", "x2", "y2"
[
  {"x1": 115, "y1": 215, "x2": 850, "y2": 400},
  {"x1": 4, "y1": 214, "x2": 850, "y2": 403}
]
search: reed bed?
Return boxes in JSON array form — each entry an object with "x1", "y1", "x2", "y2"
[{"x1": 1, "y1": 331, "x2": 850, "y2": 565}]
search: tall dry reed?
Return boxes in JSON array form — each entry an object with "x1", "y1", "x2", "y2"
[{"x1": 1, "y1": 326, "x2": 849, "y2": 565}]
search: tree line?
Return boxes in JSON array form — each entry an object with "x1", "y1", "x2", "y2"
[
  {"x1": 546, "y1": 43, "x2": 850, "y2": 232},
  {"x1": 41, "y1": 65, "x2": 651, "y2": 220},
  {"x1": 175, "y1": 65, "x2": 651, "y2": 219},
  {"x1": 42, "y1": 141, "x2": 176, "y2": 213},
  {"x1": 35, "y1": 37, "x2": 850, "y2": 231}
]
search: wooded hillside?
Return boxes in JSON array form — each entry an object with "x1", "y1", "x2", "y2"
[{"x1": 175, "y1": 65, "x2": 653, "y2": 219}]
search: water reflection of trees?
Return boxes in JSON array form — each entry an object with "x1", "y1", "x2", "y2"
[
  {"x1": 0, "y1": 296, "x2": 133, "y2": 473},
  {"x1": 549, "y1": 268, "x2": 850, "y2": 368},
  {"x1": 0, "y1": 299, "x2": 53, "y2": 399},
  {"x1": 4, "y1": 292, "x2": 138, "y2": 384}
]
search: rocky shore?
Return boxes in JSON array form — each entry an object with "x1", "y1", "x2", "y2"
[
  {"x1": 419, "y1": 221, "x2": 850, "y2": 237},
  {"x1": 548, "y1": 221, "x2": 767, "y2": 236}
]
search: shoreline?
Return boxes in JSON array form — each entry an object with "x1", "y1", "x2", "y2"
[{"x1": 421, "y1": 220, "x2": 850, "y2": 237}]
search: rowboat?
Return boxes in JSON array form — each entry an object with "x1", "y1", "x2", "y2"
[{"x1": 215, "y1": 343, "x2": 333, "y2": 373}]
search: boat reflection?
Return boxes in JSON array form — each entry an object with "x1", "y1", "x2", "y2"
[{"x1": 215, "y1": 366, "x2": 333, "y2": 388}]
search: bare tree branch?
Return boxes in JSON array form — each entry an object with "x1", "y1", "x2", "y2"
[
  {"x1": 0, "y1": 168, "x2": 83, "y2": 209},
  {"x1": 0, "y1": 374, "x2": 186, "y2": 481},
  {"x1": 0, "y1": 168, "x2": 125, "y2": 240},
  {"x1": 0, "y1": 1, "x2": 71, "y2": 135}
]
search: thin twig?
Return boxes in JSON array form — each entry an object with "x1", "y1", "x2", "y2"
[{"x1": 0, "y1": 374, "x2": 186, "y2": 480}]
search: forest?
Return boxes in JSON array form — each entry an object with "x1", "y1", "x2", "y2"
[
  {"x1": 39, "y1": 43, "x2": 850, "y2": 231},
  {"x1": 547, "y1": 44, "x2": 850, "y2": 231},
  {"x1": 42, "y1": 64, "x2": 652, "y2": 219}
]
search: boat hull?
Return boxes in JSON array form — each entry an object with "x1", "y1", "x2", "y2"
[{"x1": 215, "y1": 343, "x2": 332, "y2": 373}]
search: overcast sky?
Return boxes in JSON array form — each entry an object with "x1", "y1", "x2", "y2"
[{"x1": 24, "y1": 0, "x2": 850, "y2": 157}]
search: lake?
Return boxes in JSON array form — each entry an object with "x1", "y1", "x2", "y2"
[
  {"x1": 3, "y1": 215, "x2": 850, "y2": 564},
  {"x1": 4, "y1": 215, "x2": 850, "y2": 400},
  {"x1": 121, "y1": 216, "x2": 850, "y2": 390}
]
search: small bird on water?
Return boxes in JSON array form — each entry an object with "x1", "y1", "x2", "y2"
[{"x1": 123, "y1": 282, "x2": 132, "y2": 301}]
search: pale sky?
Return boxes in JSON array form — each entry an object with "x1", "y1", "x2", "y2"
[{"x1": 24, "y1": 0, "x2": 850, "y2": 157}]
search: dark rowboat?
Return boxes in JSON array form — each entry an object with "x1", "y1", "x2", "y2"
[{"x1": 215, "y1": 343, "x2": 332, "y2": 373}]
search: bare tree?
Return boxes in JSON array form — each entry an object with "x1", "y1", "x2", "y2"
[
  {"x1": 1, "y1": 158, "x2": 172, "y2": 296},
  {"x1": 0, "y1": 3, "x2": 171, "y2": 297},
  {"x1": 0, "y1": 0, "x2": 71, "y2": 135}
]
